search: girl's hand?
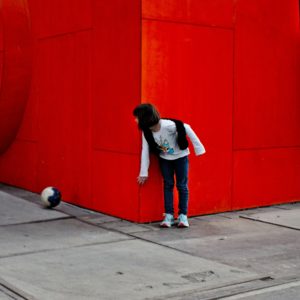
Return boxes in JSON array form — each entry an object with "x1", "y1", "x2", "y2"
[{"x1": 137, "y1": 176, "x2": 148, "y2": 185}]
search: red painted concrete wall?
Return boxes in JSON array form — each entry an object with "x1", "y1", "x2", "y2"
[
  {"x1": 0, "y1": 0, "x2": 141, "y2": 221},
  {"x1": 0, "y1": 0, "x2": 299, "y2": 222}
]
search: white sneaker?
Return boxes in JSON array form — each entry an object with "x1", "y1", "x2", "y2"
[
  {"x1": 177, "y1": 214, "x2": 189, "y2": 228},
  {"x1": 160, "y1": 214, "x2": 174, "y2": 228}
]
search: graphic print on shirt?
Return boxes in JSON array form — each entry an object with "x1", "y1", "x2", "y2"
[{"x1": 156, "y1": 136, "x2": 174, "y2": 154}]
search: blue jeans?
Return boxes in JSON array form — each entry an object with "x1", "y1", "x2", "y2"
[{"x1": 159, "y1": 156, "x2": 189, "y2": 215}]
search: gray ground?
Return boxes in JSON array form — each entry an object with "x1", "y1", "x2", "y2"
[{"x1": 0, "y1": 183, "x2": 300, "y2": 300}]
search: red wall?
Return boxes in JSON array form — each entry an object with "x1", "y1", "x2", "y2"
[
  {"x1": 0, "y1": 0, "x2": 142, "y2": 221},
  {"x1": 0, "y1": 0, "x2": 299, "y2": 222},
  {"x1": 233, "y1": 1, "x2": 300, "y2": 209}
]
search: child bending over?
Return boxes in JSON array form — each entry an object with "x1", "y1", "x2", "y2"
[{"x1": 133, "y1": 103, "x2": 205, "y2": 228}]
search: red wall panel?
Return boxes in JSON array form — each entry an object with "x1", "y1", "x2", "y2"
[
  {"x1": 91, "y1": 151, "x2": 140, "y2": 221},
  {"x1": 232, "y1": 0, "x2": 300, "y2": 212},
  {"x1": 234, "y1": 0, "x2": 300, "y2": 149},
  {"x1": 89, "y1": 0, "x2": 141, "y2": 219},
  {"x1": 138, "y1": 157, "x2": 164, "y2": 222},
  {"x1": 141, "y1": 20, "x2": 234, "y2": 220},
  {"x1": 233, "y1": 148, "x2": 300, "y2": 209},
  {"x1": 0, "y1": 140, "x2": 38, "y2": 189},
  {"x1": 92, "y1": 0, "x2": 141, "y2": 155},
  {"x1": 35, "y1": 31, "x2": 92, "y2": 205}
]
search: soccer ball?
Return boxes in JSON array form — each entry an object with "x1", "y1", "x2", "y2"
[{"x1": 40, "y1": 187, "x2": 62, "y2": 208}]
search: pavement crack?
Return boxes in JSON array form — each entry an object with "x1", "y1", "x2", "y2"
[
  {"x1": 239, "y1": 216, "x2": 300, "y2": 231},
  {"x1": 0, "y1": 216, "x2": 74, "y2": 227},
  {"x1": 146, "y1": 276, "x2": 300, "y2": 300},
  {"x1": 215, "y1": 279, "x2": 300, "y2": 299},
  {"x1": 0, "y1": 281, "x2": 33, "y2": 300},
  {"x1": 0, "y1": 238, "x2": 135, "y2": 260}
]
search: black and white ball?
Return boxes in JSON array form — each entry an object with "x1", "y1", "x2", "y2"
[{"x1": 41, "y1": 187, "x2": 62, "y2": 208}]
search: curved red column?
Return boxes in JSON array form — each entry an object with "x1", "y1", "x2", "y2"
[{"x1": 0, "y1": 0, "x2": 32, "y2": 154}]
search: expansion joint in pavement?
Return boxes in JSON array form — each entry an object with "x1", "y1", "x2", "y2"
[
  {"x1": 0, "y1": 280, "x2": 34, "y2": 300},
  {"x1": 147, "y1": 276, "x2": 300, "y2": 300},
  {"x1": 0, "y1": 216, "x2": 75, "y2": 227},
  {"x1": 239, "y1": 216, "x2": 300, "y2": 231}
]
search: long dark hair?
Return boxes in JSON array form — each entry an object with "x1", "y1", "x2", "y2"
[{"x1": 133, "y1": 103, "x2": 160, "y2": 130}]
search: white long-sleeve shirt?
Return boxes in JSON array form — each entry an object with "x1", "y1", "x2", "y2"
[{"x1": 139, "y1": 119, "x2": 205, "y2": 177}]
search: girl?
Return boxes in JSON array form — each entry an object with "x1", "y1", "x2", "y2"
[{"x1": 133, "y1": 103, "x2": 206, "y2": 228}]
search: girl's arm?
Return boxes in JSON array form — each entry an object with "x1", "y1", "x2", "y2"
[
  {"x1": 184, "y1": 124, "x2": 206, "y2": 156},
  {"x1": 138, "y1": 133, "x2": 150, "y2": 179}
]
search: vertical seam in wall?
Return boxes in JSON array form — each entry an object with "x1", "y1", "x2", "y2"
[
  {"x1": 137, "y1": 0, "x2": 143, "y2": 222},
  {"x1": 231, "y1": 1, "x2": 237, "y2": 211},
  {"x1": 89, "y1": 0, "x2": 94, "y2": 208}
]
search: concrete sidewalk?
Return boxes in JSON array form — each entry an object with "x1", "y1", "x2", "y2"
[{"x1": 0, "y1": 184, "x2": 300, "y2": 300}]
